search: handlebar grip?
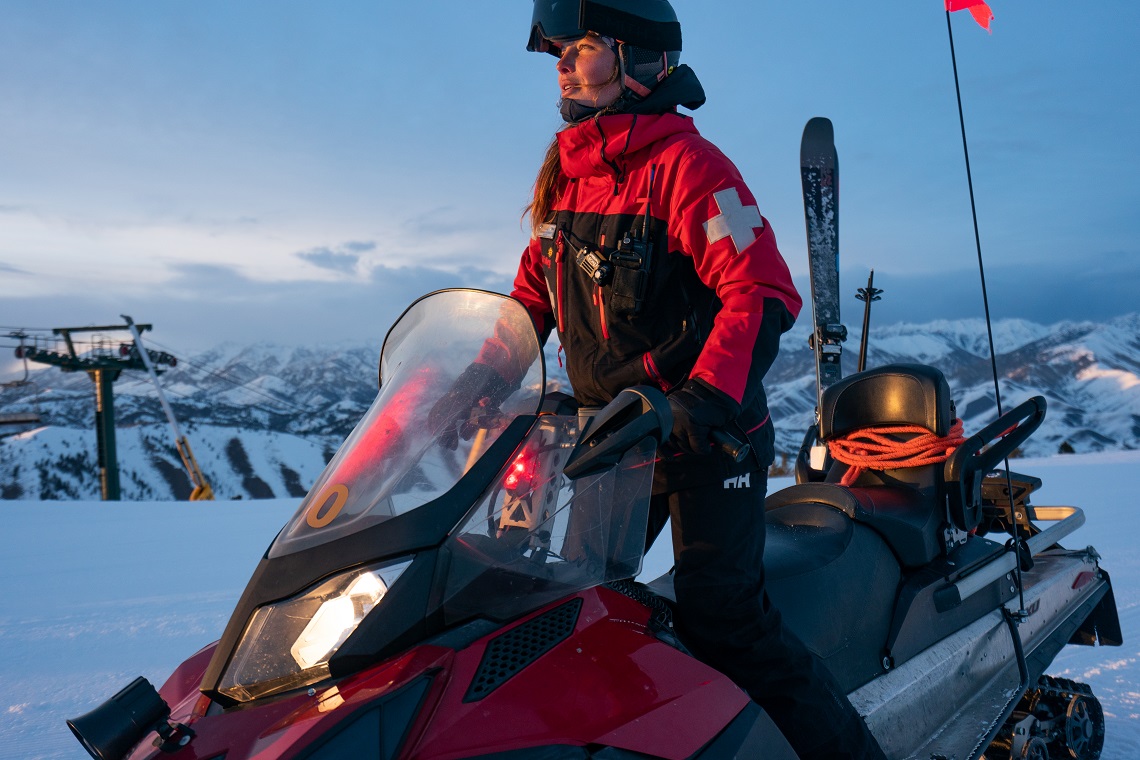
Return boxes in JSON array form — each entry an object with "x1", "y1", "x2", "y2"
[{"x1": 711, "y1": 429, "x2": 751, "y2": 463}]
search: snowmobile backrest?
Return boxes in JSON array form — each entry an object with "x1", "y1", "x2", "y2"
[
  {"x1": 815, "y1": 364, "x2": 957, "y2": 539},
  {"x1": 820, "y1": 363, "x2": 954, "y2": 440}
]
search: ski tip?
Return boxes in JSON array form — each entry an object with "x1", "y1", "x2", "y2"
[{"x1": 802, "y1": 116, "x2": 834, "y2": 141}]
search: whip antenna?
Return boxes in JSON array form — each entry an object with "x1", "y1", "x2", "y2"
[
  {"x1": 944, "y1": 7, "x2": 1028, "y2": 622},
  {"x1": 945, "y1": 11, "x2": 1004, "y2": 418}
]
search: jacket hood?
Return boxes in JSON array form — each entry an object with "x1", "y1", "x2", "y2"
[{"x1": 623, "y1": 64, "x2": 705, "y2": 115}]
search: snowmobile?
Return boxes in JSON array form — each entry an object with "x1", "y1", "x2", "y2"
[{"x1": 69, "y1": 288, "x2": 1119, "y2": 760}]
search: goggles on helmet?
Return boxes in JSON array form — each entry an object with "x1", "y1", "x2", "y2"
[
  {"x1": 528, "y1": 0, "x2": 682, "y2": 57},
  {"x1": 528, "y1": 0, "x2": 587, "y2": 54}
]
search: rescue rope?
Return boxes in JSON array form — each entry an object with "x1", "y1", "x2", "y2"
[{"x1": 827, "y1": 419, "x2": 967, "y2": 487}]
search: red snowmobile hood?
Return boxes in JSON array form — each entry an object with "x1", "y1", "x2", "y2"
[{"x1": 558, "y1": 112, "x2": 699, "y2": 180}]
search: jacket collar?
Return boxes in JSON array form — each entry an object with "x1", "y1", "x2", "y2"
[{"x1": 558, "y1": 111, "x2": 699, "y2": 179}]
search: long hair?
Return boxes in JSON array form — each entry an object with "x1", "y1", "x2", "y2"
[{"x1": 524, "y1": 135, "x2": 563, "y2": 237}]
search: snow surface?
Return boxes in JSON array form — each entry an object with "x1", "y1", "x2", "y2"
[{"x1": 1, "y1": 452, "x2": 1138, "y2": 759}]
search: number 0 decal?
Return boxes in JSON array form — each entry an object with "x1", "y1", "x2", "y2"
[{"x1": 307, "y1": 484, "x2": 349, "y2": 529}]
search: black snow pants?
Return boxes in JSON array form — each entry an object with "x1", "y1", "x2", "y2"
[{"x1": 648, "y1": 436, "x2": 887, "y2": 760}]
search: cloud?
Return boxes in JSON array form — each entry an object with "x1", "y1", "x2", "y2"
[
  {"x1": 0, "y1": 262, "x2": 27, "y2": 274},
  {"x1": 295, "y1": 245, "x2": 365, "y2": 274},
  {"x1": 0, "y1": 260, "x2": 514, "y2": 354}
]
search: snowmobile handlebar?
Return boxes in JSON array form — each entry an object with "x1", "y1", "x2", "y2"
[{"x1": 711, "y1": 429, "x2": 750, "y2": 463}]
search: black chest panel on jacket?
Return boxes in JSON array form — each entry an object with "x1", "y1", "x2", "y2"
[{"x1": 538, "y1": 209, "x2": 719, "y2": 406}]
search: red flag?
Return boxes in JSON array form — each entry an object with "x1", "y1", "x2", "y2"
[{"x1": 945, "y1": 0, "x2": 994, "y2": 31}]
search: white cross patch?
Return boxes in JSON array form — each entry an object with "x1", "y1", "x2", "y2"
[{"x1": 703, "y1": 188, "x2": 764, "y2": 254}]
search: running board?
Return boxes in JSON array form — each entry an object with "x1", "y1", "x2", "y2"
[{"x1": 850, "y1": 546, "x2": 1106, "y2": 760}]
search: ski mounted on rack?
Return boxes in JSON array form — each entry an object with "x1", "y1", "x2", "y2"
[
  {"x1": 796, "y1": 116, "x2": 848, "y2": 481},
  {"x1": 800, "y1": 117, "x2": 847, "y2": 423}
]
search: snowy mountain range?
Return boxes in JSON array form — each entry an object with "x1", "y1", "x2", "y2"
[{"x1": 1, "y1": 313, "x2": 1137, "y2": 500}]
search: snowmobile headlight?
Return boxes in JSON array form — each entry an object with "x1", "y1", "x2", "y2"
[{"x1": 218, "y1": 557, "x2": 413, "y2": 702}]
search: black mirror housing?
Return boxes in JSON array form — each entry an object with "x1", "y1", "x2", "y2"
[{"x1": 564, "y1": 386, "x2": 672, "y2": 479}]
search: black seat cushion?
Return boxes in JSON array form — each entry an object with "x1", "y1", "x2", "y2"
[{"x1": 767, "y1": 483, "x2": 942, "y2": 568}]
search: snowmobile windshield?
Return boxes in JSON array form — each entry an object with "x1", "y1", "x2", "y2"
[
  {"x1": 438, "y1": 414, "x2": 656, "y2": 625},
  {"x1": 269, "y1": 290, "x2": 546, "y2": 559}
]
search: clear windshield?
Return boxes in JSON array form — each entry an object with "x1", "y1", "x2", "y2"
[
  {"x1": 439, "y1": 415, "x2": 655, "y2": 624},
  {"x1": 269, "y1": 290, "x2": 546, "y2": 558}
]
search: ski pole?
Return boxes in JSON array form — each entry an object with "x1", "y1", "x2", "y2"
[{"x1": 855, "y1": 269, "x2": 883, "y2": 373}]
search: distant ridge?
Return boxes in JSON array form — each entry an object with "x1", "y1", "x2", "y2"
[{"x1": 2, "y1": 313, "x2": 1136, "y2": 500}]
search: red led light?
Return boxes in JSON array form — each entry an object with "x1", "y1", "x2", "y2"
[{"x1": 504, "y1": 453, "x2": 536, "y2": 493}]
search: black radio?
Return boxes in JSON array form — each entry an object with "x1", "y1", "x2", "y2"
[{"x1": 575, "y1": 246, "x2": 613, "y2": 285}]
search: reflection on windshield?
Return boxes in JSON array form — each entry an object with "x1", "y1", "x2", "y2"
[
  {"x1": 439, "y1": 416, "x2": 655, "y2": 624},
  {"x1": 269, "y1": 291, "x2": 545, "y2": 559}
]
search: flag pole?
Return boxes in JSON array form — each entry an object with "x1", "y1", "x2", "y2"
[
  {"x1": 944, "y1": 6, "x2": 1030, "y2": 647},
  {"x1": 944, "y1": 9, "x2": 1004, "y2": 420}
]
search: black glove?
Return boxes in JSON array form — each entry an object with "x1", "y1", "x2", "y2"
[
  {"x1": 667, "y1": 378, "x2": 741, "y2": 456},
  {"x1": 428, "y1": 363, "x2": 511, "y2": 450}
]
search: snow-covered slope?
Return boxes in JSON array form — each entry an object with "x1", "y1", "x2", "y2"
[
  {"x1": 0, "y1": 451, "x2": 1137, "y2": 759},
  {"x1": 2, "y1": 315, "x2": 1137, "y2": 500}
]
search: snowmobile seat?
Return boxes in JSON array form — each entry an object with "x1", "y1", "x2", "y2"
[
  {"x1": 762, "y1": 496, "x2": 902, "y2": 692},
  {"x1": 770, "y1": 364, "x2": 958, "y2": 568},
  {"x1": 766, "y1": 482, "x2": 942, "y2": 568}
]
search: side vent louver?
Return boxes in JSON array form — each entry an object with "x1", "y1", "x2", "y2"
[{"x1": 464, "y1": 598, "x2": 583, "y2": 702}]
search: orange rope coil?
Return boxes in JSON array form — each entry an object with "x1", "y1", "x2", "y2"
[{"x1": 827, "y1": 419, "x2": 967, "y2": 487}]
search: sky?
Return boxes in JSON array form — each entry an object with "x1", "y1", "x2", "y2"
[{"x1": 1, "y1": 0, "x2": 1138, "y2": 366}]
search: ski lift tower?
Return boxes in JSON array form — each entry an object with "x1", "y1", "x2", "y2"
[{"x1": 22, "y1": 322, "x2": 176, "y2": 501}]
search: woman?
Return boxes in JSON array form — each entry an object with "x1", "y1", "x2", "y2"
[{"x1": 506, "y1": 2, "x2": 887, "y2": 758}]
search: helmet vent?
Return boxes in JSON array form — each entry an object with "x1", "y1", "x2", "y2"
[{"x1": 463, "y1": 598, "x2": 583, "y2": 702}]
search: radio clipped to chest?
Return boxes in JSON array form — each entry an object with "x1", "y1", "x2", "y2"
[
  {"x1": 571, "y1": 227, "x2": 652, "y2": 317},
  {"x1": 571, "y1": 164, "x2": 659, "y2": 317}
]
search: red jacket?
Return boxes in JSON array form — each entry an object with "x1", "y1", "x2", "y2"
[{"x1": 512, "y1": 111, "x2": 801, "y2": 439}]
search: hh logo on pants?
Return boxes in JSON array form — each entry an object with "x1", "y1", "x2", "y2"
[{"x1": 724, "y1": 473, "x2": 751, "y2": 489}]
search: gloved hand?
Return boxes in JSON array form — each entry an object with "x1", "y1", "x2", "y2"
[
  {"x1": 428, "y1": 363, "x2": 511, "y2": 450},
  {"x1": 666, "y1": 378, "x2": 741, "y2": 456}
]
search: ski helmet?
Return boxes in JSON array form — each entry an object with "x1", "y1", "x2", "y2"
[{"x1": 528, "y1": 0, "x2": 682, "y2": 99}]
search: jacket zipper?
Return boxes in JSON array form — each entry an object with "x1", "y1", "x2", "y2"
[
  {"x1": 555, "y1": 232, "x2": 566, "y2": 331},
  {"x1": 643, "y1": 352, "x2": 672, "y2": 392},
  {"x1": 594, "y1": 284, "x2": 610, "y2": 340}
]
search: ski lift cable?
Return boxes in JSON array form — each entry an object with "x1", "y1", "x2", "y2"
[
  {"x1": 169, "y1": 357, "x2": 313, "y2": 414},
  {"x1": 944, "y1": 7, "x2": 1028, "y2": 631}
]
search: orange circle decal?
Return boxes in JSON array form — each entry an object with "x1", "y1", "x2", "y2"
[{"x1": 306, "y1": 484, "x2": 349, "y2": 529}]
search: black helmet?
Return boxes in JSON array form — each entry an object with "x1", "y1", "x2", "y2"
[
  {"x1": 527, "y1": 0, "x2": 681, "y2": 54},
  {"x1": 528, "y1": 0, "x2": 682, "y2": 99}
]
